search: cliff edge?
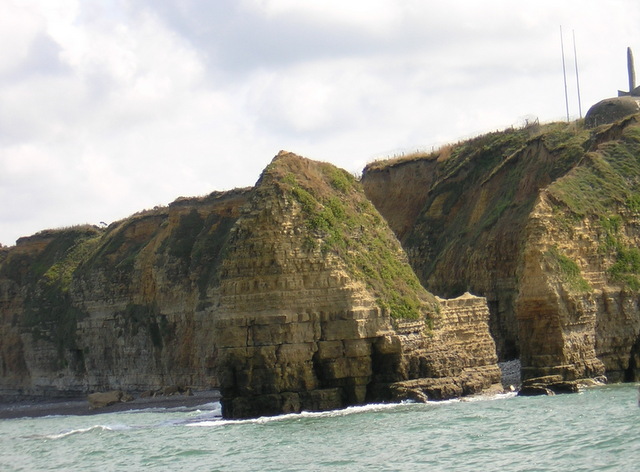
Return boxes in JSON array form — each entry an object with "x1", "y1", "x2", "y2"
[{"x1": 362, "y1": 115, "x2": 640, "y2": 384}]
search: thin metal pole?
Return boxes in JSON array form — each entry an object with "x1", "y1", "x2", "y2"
[
  {"x1": 572, "y1": 30, "x2": 582, "y2": 119},
  {"x1": 560, "y1": 26, "x2": 570, "y2": 121}
]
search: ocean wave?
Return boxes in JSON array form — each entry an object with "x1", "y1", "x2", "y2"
[
  {"x1": 116, "y1": 401, "x2": 222, "y2": 416},
  {"x1": 33, "y1": 424, "x2": 130, "y2": 440},
  {"x1": 459, "y1": 391, "x2": 518, "y2": 402},
  {"x1": 187, "y1": 393, "x2": 519, "y2": 427},
  {"x1": 187, "y1": 401, "x2": 415, "y2": 428}
]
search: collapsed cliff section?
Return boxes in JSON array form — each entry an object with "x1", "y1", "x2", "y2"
[
  {"x1": 363, "y1": 115, "x2": 640, "y2": 384},
  {"x1": 0, "y1": 189, "x2": 250, "y2": 395},
  {"x1": 212, "y1": 151, "x2": 500, "y2": 418}
]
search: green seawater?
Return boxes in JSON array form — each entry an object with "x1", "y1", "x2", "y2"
[{"x1": 1, "y1": 384, "x2": 638, "y2": 471}]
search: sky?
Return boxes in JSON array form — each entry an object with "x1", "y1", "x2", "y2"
[{"x1": 1, "y1": 0, "x2": 639, "y2": 246}]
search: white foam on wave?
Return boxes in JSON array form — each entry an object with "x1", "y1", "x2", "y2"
[
  {"x1": 187, "y1": 401, "x2": 222, "y2": 416},
  {"x1": 118, "y1": 401, "x2": 222, "y2": 416},
  {"x1": 459, "y1": 391, "x2": 519, "y2": 403},
  {"x1": 187, "y1": 401, "x2": 411, "y2": 428},
  {"x1": 37, "y1": 424, "x2": 131, "y2": 440},
  {"x1": 187, "y1": 392, "x2": 520, "y2": 427}
]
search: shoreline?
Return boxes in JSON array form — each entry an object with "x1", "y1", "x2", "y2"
[{"x1": 0, "y1": 390, "x2": 221, "y2": 420}]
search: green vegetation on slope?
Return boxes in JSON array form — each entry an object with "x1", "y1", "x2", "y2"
[
  {"x1": 548, "y1": 118, "x2": 640, "y2": 290},
  {"x1": 549, "y1": 120, "x2": 640, "y2": 217},
  {"x1": 272, "y1": 157, "x2": 436, "y2": 320},
  {"x1": 545, "y1": 246, "x2": 591, "y2": 292},
  {"x1": 395, "y1": 121, "x2": 591, "y2": 296},
  {"x1": 599, "y1": 215, "x2": 640, "y2": 290},
  {"x1": 0, "y1": 227, "x2": 103, "y2": 369}
]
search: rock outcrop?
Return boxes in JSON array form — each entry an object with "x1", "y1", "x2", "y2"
[
  {"x1": 0, "y1": 188, "x2": 250, "y2": 396},
  {"x1": 87, "y1": 390, "x2": 127, "y2": 409},
  {"x1": 380, "y1": 293, "x2": 501, "y2": 402},
  {"x1": 0, "y1": 151, "x2": 501, "y2": 418},
  {"x1": 362, "y1": 115, "x2": 640, "y2": 385},
  {"x1": 212, "y1": 152, "x2": 498, "y2": 417}
]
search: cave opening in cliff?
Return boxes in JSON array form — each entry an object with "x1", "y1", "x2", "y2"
[{"x1": 624, "y1": 337, "x2": 640, "y2": 382}]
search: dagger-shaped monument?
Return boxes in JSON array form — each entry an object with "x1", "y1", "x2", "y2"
[
  {"x1": 618, "y1": 47, "x2": 640, "y2": 96},
  {"x1": 585, "y1": 46, "x2": 640, "y2": 127}
]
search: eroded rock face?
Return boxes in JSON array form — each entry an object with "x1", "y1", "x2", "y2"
[
  {"x1": 363, "y1": 116, "x2": 640, "y2": 385},
  {"x1": 213, "y1": 153, "x2": 499, "y2": 417},
  {"x1": 363, "y1": 129, "x2": 559, "y2": 362},
  {"x1": 0, "y1": 189, "x2": 251, "y2": 395},
  {"x1": 516, "y1": 190, "x2": 640, "y2": 382},
  {"x1": 516, "y1": 194, "x2": 606, "y2": 380},
  {"x1": 379, "y1": 293, "x2": 501, "y2": 402},
  {"x1": 0, "y1": 151, "x2": 501, "y2": 418}
]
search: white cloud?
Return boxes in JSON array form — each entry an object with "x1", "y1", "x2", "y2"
[
  {"x1": 246, "y1": 0, "x2": 401, "y2": 30},
  {"x1": 1, "y1": 0, "x2": 640, "y2": 245}
]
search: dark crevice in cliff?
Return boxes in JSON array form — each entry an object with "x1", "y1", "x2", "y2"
[
  {"x1": 624, "y1": 336, "x2": 640, "y2": 382},
  {"x1": 362, "y1": 118, "x2": 640, "y2": 371}
]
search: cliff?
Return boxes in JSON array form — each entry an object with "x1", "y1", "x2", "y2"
[
  {"x1": 0, "y1": 151, "x2": 500, "y2": 418},
  {"x1": 362, "y1": 115, "x2": 640, "y2": 383},
  {"x1": 0, "y1": 188, "x2": 250, "y2": 396}
]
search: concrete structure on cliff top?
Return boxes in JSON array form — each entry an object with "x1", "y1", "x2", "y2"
[
  {"x1": 0, "y1": 152, "x2": 500, "y2": 418},
  {"x1": 585, "y1": 47, "x2": 640, "y2": 127}
]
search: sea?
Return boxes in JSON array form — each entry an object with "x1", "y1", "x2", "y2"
[{"x1": 1, "y1": 383, "x2": 638, "y2": 472}]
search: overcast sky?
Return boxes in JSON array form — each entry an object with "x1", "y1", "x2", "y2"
[{"x1": 1, "y1": 0, "x2": 639, "y2": 246}]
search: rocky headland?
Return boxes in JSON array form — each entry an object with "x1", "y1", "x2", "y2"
[
  {"x1": 0, "y1": 151, "x2": 499, "y2": 418},
  {"x1": 362, "y1": 115, "x2": 640, "y2": 385},
  {"x1": 3, "y1": 113, "x2": 640, "y2": 418}
]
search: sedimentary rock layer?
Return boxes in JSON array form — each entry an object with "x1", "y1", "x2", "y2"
[
  {"x1": 0, "y1": 151, "x2": 501, "y2": 418},
  {"x1": 362, "y1": 115, "x2": 640, "y2": 383}
]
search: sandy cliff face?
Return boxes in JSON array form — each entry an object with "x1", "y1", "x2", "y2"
[
  {"x1": 516, "y1": 118, "x2": 640, "y2": 381},
  {"x1": 363, "y1": 116, "x2": 640, "y2": 384},
  {"x1": 213, "y1": 152, "x2": 499, "y2": 417},
  {"x1": 0, "y1": 189, "x2": 250, "y2": 395},
  {"x1": 364, "y1": 129, "x2": 559, "y2": 361},
  {"x1": 0, "y1": 151, "x2": 500, "y2": 418}
]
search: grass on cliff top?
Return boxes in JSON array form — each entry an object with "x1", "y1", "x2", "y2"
[
  {"x1": 400, "y1": 123, "x2": 583, "y2": 275},
  {"x1": 266, "y1": 153, "x2": 438, "y2": 320},
  {"x1": 364, "y1": 120, "x2": 583, "y2": 174},
  {"x1": 548, "y1": 120, "x2": 640, "y2": 218},
  {"x1": 0, "y1": 225, "x2": 103, "y2": 286}
]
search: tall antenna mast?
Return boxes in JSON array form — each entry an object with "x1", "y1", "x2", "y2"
[
  {"x1": 572, "y1": 30, "x2": 582, "y2": 119},
  {"x1": 560, "y1": 26, "x2": 570, "y2": 121}
]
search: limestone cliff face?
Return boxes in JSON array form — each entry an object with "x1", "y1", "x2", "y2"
[
  {"x1": 380, "y1": 293, "x2": 501, "y2": 401},
  {"x1": 364, "y1": 129, "x2": 560, "y2": 361},
  {"x1": 360, "y1": 156, "x2": 439, "y2": 241},
  {"x1": 0, "y1": 189, "x2": 249, "y2": 395},
  {"x1": 212, "y1": 152, "x2": 499, "y2": 417},
  {"x1": 516, "y1": 194, "x2": 606, "y2": 380},
  {"x1": 517, "y1": 118, "x2": 640, "y2": 381},
  {"x1": 0, "y1": 151, "x2": 500, "y2": 418},
  {"x1": 363, "y1": 116, "x2": 640, "y2": 384}
]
